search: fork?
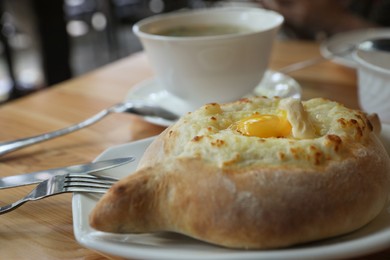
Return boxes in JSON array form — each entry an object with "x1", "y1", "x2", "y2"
[{"x1": 0, "y1": 173, "x2": 117, "y2": 214}]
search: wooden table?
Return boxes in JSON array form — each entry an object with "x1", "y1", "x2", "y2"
[{"x1": 0, "y1": 39, "x2": 387, "y2": 259}]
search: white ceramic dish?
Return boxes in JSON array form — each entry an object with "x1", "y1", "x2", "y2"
[
  {"x1": 133, "y1": 7, "x2": 283, "y2": 109},
  {"x1": 353, "y1": 41, "x2": 390, "y2": 123},
  {"x1": 73, "y1": 124, "x2": 390, "y2": 260},
  {"x1": 320, "y1": 28, "x2": 390, "y2": 68},
  {"x1": 126, "y1": 70, "x2": 301, "y2": 126}
]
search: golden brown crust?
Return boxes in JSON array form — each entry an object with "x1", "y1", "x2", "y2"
[
  {"x1": 89, "y1": 97, "x2": 390, "y2": 249},
  {"x1": 367, "y1": 113, "x2": 381, "y2": 135}
]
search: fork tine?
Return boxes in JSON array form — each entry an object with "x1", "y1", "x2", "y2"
[
  {"x1": 65, "y1": 186, "x2": 110, "y2": 193},
  {"x1": 67, "y1": 173, "x2": 118, "y2": 181},
  {"x1": 65, "y1": 174, "x2": 117, "y2": 186},
  {"x1": 64, "y1": 173, "x2": 118, "y2": 193}
]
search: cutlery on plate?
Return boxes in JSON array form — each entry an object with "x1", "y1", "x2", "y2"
[
  {"x1": 0, "y1": 156, "x2": 134, "y2": 189},
  {"x1": 0, "y1": 173, "x2": 118, "y2": 214},
  {"x1": 278, "y1": 44, "x2": 355, "y2": 74},
  {"x1": 0, "y1": 100, "x2": 178, "y2": 157},
  {"x1": 279, "y1": 38, "x2": 390, "y2": 74}
]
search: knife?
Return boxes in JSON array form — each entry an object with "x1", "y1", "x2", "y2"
[{"x1": 0, "y1": 156, "x2": 134, "y2": 189}]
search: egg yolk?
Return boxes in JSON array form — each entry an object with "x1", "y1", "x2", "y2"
[{"x1": 235, "y1": 114, "x2": 292, "y2": 138}]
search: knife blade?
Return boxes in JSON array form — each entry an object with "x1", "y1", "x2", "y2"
[{"x1": 0, "y1": 156, "x2": 134, "y2": 189}]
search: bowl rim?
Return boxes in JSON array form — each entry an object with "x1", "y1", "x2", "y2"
[
  {"x1": 353, "y1": 49, "x2": 390, "y2": 75},
  {"x1": 132, "y1": 7, "x2": 284, "y2": 42}
]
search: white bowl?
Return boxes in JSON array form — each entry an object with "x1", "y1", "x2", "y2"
[
  {"x1": 353, "y1": 40, "x2": 390, "y2": 123},
  {"x1": 133, "y1": 7, "x2": 283, "y2": 110}
]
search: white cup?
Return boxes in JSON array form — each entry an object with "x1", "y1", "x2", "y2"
[
  {"x1": 133, "y1": 7, "x2": 283, "y2": 110},
  {"x1": 353, "y1": 41, "x2": 390, "y2": 123}
]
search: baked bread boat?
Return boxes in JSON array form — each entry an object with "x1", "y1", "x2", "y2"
[{"x1": 90, "y1": 97, "x2": 390, "y2": 249}]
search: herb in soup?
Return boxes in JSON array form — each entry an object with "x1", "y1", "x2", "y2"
[{"x1": 154, "y1": 24, "x2": 250, "y2": 37}]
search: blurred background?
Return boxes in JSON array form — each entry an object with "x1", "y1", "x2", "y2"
[
  {"x1": 2, "y1": 0, "x2": 385, "y2": 104},
  {"x1": 0, "y1": 0, "x2": 254, "y2": 104}
]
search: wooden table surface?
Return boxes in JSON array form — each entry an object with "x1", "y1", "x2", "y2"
[{"x1": 0, "y1": 39, "x2": 388, "y2": 259}]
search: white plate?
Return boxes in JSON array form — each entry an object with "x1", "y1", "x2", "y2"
[
  {"x1": 73, "y1": 125, "x2": 390, "y2": 260},
  {"x1": 320, "y1": 28, "x2": 390, "y2": 68},
  {"x1": 126, "y1": 70, "x2": 301, "y2": 126}
]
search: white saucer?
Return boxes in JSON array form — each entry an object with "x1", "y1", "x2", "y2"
[
  {"x1": 126, "y1": 70, "x2": 301, "y2": 126},
  {"x1": 320, "y1": 28, "x2": 390, "y2": 68}
]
